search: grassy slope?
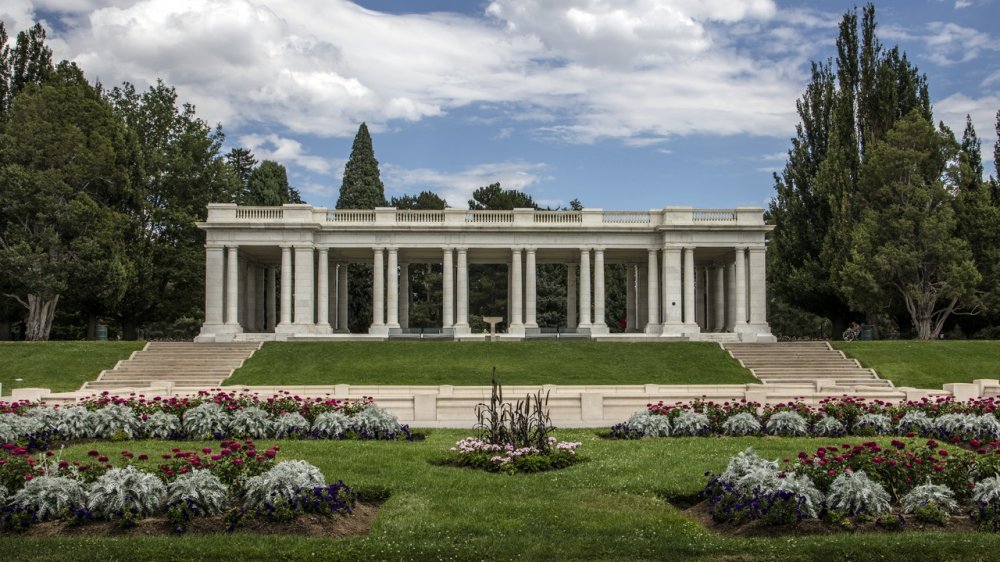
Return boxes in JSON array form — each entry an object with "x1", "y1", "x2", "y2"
[
  {"x1": 0, "y1": 341, "x2": 146, "y2": 394},
  {"x1": 227, "y1": 341, "x2": 755, "y2": 386},
  {"x1": 2, "y1": 432, "x2": 997, "y2": 561},
  {"x1": 833, "y1": 341, "x2": 1000, "y2": 389}
]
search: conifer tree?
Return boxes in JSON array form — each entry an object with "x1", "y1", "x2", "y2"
[{"x1": 336, "y1": 122, "x2": 386, "y2": 209}]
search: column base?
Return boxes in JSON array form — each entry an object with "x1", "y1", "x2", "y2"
[
  {"x1": 735, "y1": 323, "x2": 776, "y2": 342},
  {"x1": 508, "y1": 323, "x2": 525, "y2": 336},
  {"x1": 660, "y1": 322, "x2": 686, "y2": 335},
  {"x1": 368, "y1": 324, "x2": 390, "y2": 337},
  {"x1": 643, "y1": 324, "x2": 662, "y2": 335},
  {"x1": 453, "y1": 324, "x2": 471, "y2": 336},
  {"x1": 315, "y1": 323, "x2": 332, "y2": 334},
  {"x1": 682, "y1": 323, "x2": 701, "y2": 336},
  {"x1": 588, "y1": 323, "x2": 609, "y2": 335},
  {"x1": 276, "y1": 323, "x2": 328, "y2": 335},
  {"x1": 198, "y1": 323, "x2": 244, "y2": 337}
]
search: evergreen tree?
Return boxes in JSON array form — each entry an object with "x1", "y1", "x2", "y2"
[
  {"x1": 336, "y1": 122, "x2": 386, "y2": 209},
  {"x1": 992, "y1": 110, "x2": 1000, "y2": 206},
  {"x1": 390, "y1": 190, "x2": 447, "y2": 209},
  {"x1": 244, "y1": 160, "x2": 300, "y2": 206},
  {"x1": 468, "y1": 182, "x2": 535, "y2": 210},
  {"x1": 226, "y1": 147, "x2": 256, "y2": 194}
]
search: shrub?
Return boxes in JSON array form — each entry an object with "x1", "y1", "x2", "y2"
[
  {"x1": 624, "y1": 411, "x2": 671, "y2": 438},
  {"x1": 229, "y1": 407, "x2": 273, "y2": 439},
  {"x1": 143, "y1": 411, "x2": 181, "y2": 440},
  {"x1": 671, "y1": 411, "x2": 710, "y2": 436},
  {"x1": 88, "y1": 465, "x2": 167, "y2": 527},
  {"x1": 91, "y1": 405, "x2": 140, "y2": 440},
  {"x1": 722, "y1": 412, "x2": 761, "y2": 436},
  {"x1": 852, "y1": 413, "x2": 893, "y2": 436},
  {"x1": 166, "y1": 468, "x2": 229, "y2": 531},
  {"x1": 49, "y1": 406, "x2": 96, "y2": 440},
  {"x1": 900, "y1": 479, "x2": 958, "y2": 514},
  {"x1": 896, "y1": 411, "x2": 934, "y2": 436},
  {"x1": 11, "y1": 475, "x2": 88, "y2": 521},
  {"x1": 242, "y1": 460, "x2": 325, "y2": 512},
  {"x1": 182, "y1": 403, "x2": 230, "y2": 439},
  {"x1": 312, "y1": 411, "x2": 351, "y2": 438},
  {"x1": 811, "y1": 416, "x2": 846, "y2": 437},
  {"x1": 826, "y1": 470, "x2": 891, "y2": 517},
  {"x1": 765, "y1": 411, "x2": 808, "y2": 437},
  {"x1": 274, "y1": 413, "x2": 310, "y2": 438}
]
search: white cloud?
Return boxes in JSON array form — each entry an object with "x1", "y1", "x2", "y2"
[
  {"x1": 238, "y1": 133, "x2": 336, "y2": 175},
  {"x1": 935, "y1": 92, "x2": 1000, "y2": 158},
  {"x1": 0, "y1": 0, "x2": 37, "y2": 32},
  {"x1": 923, "y1": 21, "x2": 998, "y2": 65},
  {"x1": 383, "y1": 161, "x2": 548, "y2": 209}
]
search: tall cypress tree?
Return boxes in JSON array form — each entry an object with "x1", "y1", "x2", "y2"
[{"x1": 336, "y1": 122, "x2": 386, "y2": 209}]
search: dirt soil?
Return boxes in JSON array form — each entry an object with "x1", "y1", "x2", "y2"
[{"x1": 8, "y1": 502, "x2": 380, "y2": 538}]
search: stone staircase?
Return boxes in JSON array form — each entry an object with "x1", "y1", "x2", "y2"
[
  {"x1": 82, "y1": 342, "x2": 261, "y2": 392},
  {"x1": 723, "y1": 341, "x2": 892, "y2": 388}
]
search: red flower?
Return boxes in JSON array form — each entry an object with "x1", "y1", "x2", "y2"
[
  {"x1": 939, "y1": 450, "x2": 949, "y2": 457},
  {"x1": 138, "y1": 454, "x2": 148, "y2": 461},
  {"x1": 202, "y1": 448, "x2": 212, "y2": 454},
  {"x1": 87, "y1": 450, "x2": 100, "y2": 457},
  {"x1": 98, "y1": 456, "x2": 109, "y2": 462},
  {"x1": 934, "y1": 464, "x2": 945, "y2": 472}
]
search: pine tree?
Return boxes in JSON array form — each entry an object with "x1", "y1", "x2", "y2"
[
  {"x1": 226, "y1": 148, "x2": 257, "y2": 194},
  {"x1": 336, "y1": 122, "x2": 386, "y2": 209}
]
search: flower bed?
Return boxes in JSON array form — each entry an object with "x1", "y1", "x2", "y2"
[
  {"x1": 0, "y1": 390, "x2": 412, "y2": 447},
  {"x1": 613, "y1": 396, "x2": 1000, "y2": 441},
  {"x1": 692, "y1": 438, "x2": 1000, "y2": 534},
  {"x1": 444, "y1": 436, "x2": 581, "y2": 474},
  {"x1": 0, "y1": 440, "x2": 365, "y2": 534}
]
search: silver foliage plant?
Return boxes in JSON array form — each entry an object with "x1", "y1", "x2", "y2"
[
  {"x1": 91, "y1": 404, "x2": 140, "y2": 439},
  {"x1": 811, "y1": 415, "x2": 846, "y2": 437},
  {"x1": 719, "y1": 448, "x2": 777, "y2": 487},
  {"x1": 166, "y1": 469, "x2": 229, "y2": 517},
  {"x1": 777, "y1": 473, "x2": 825, "y2": 519},
  {"x1": 274, "y1": 412, "x2": 310, "y2": 438},
  {"x1": 349, "y1": 405, "x2": 403, "y2": 437},
  {"x1": 143, "y1": 411, "x2": 181, "y2": 439},
  {"x1": 852, "y1": 413, "x2": 893, "y2": 436},
  {"x1": 896, "y1": 411, "x2": 934, "y2": 436},
  {"x1": 88, "y1": 465, "x2": 167, "y2": 520},
  {"x1": 11, "y1": 475, "x2": 88, "y2": 521},
  {"x1": 242, "y1": 460, "x2": 325, "y2": 512},
  {"x1": 229, "y1": 407, "x2": 273, "y2": 439},
  {"x1": 826, "y1": 470, "x2": 891, "y2": 517},
  {"x1": 973, "y1": 475, "x2": 1000, "y2": 506},
  {"x1": 671, "y1": 411, "x2": 710, "y2": 436},
  {"x1": 0, "y1": 413, "x2": 44, "y2": 442},
  {"x1": 721, "y1": 412, "x2": 761, "y2": 436},
  {"x1": 311, "y1": 411, "x2": 351, "y2": 438},
  {"x1": 625, "y1": 411, "x2": 671, "y2": 437},
  {"x1": 50, "y1": 406, "x2": 96, "y2": 440},
  {"x1": 901, "y1": 479, "x2": 959, "y2": 514},
  {"x1": 765, "y1": 411, "x2": 808, "y2": 436},
  {"x1": 181, "y1": 403, "x2": 231, "y2": 438}
]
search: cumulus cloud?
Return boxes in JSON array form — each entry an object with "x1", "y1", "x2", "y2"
[
  {"x1": 383, "y1": 161, "x2": 549, "y2": 209},
  {"x1": 935, "y1": 92, "x2": 1000, "y2": 146},
  {"x1": 238, "y1": 133, "x2": 336, "y2": 175},
  {"x1": 923, "y1": 21, "x2": 997, "y2": 65}
]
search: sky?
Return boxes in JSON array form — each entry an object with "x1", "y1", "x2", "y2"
[{"x1": 2, "y1": 0, "x2": 998, "y2": 211}]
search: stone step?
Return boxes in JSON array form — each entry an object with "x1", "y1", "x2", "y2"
[{"x1": 81, "y1": 341, "x2": 261, "y2": 391}]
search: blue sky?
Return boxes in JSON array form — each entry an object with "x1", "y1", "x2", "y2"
[{"x1": 3, "y1": 0, "x2": 998, "y2": 210}]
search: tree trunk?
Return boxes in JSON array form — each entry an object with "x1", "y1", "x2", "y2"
[
  {"x1": 25, "y1": 294, "x2": 59, "y2": 341},
  {"x1": 122, "y1": 319, "x2": 139, "y2": 341},
  {"x1": 87, "y1": 314, "x2": 97, "y2": 340},
  {"x1": 0, "y1": 318, "x2": 10, "y2": 340}
]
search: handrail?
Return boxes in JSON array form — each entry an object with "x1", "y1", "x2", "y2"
[
  {"x1": 602, "y1": 211, "x2": 651, "y2": 224},
  {"x1": 327, "y1": 210, "x2": 376, "y2": 223},
  {"x1": 235, "y1": 207, "x2": 283, "y2": 220},
  {"x1": 692, "y1": 209, "x2": 737, "y2": 222}
]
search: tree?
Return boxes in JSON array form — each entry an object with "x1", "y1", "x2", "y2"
[
  {"x1": 468, "y1": 182, "x2": 535, "y2": 210},
  {"x1": 245, "y1": 160, "x2": 302, "y2": 205},
  {"x1": 107, "y1": 80, "x2": 238, "y2": 339},
  {"x1": 336, "y1": 122, "x2": 386, "y2": 209},
  {"x1": 226, "y1": 147, "x2": 256, "y2": 193},
  {"x1": 390, "y1": 190, "x2": 446, "y2": 210},
  {"x1": 0, "y1": 23, "x2": 52, "y2": 121},
  {"x1": 992, "y1": 110, "x2": 1000, "y2": 206},
  {"x1": 840, "y1": 111, "x2": 980, "y2": 339},
  {"x1": 0, "y1": 62, "x2": 130, "y2": 340}
]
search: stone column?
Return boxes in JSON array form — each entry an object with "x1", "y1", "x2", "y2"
[
  {"x1": 387, "y1": 248, "x2": 400, "y2": 330},
  {"x1": 337, "y1": 263, "x2": 349, "y2": 332},
  {"x1": 294, "y1": 246, "x2": 315, "y2": 326},
  {"x1": 683, "y1": 247, "x2": 697, "y2": 330},
  {"x1": 509, "y1": 248, "x2": 524, "y2": 334},
  {"x1": 662, "y1": 247, "x2": 683, "y2": 331},
  {"x1": 400, "y1": 262, "x2": 410, "y2": 330},
  {"x1": 506, "y1": 265, "x2": 513, "y2": 326},
  {"x1": 625, "y1": 264, "x2": 636, "y2": 331},
  {"x1": 637, "y1": 264, "x2": 648, "y2": 329},
  {"x1": 226, "y1": 246, "x2": 240, "y2": 326},
  {"x1": 713, "y1": 265, "x2": 725, "y2": 332},
  {"x1": 726, "y1": 262, "x2": 736, "y2": 331},
  {"x1": 316, "y1": 248, "x2": 330, "y2": 331},
  {"x1": 371, "y1": 248, "x2": 385, "y2": 333},
  {"x1": 244, "y1": 261, "x2": 256, "y2": 331},
  {"x1": 525, "y1": 248, "x2": 537, "y2": 330},
  {"x1": 256, "y1": 265, "x2": 265, "y2": 331},
  {"x1": 203, "y1": 246, "x2": 224, "y2": 326},
  {"x1": 592, "y1": 248, "x2": 607, "y2": 334},
  {"x1": 734, "y1": 247, "x2": 747, "y2": 328},
  {"x1": 330, "y1": 263, "x2": 339, "y2": 329},
  {"x1": 442, "y1": 249, "x2": 454, "y2": 331},
  {"x1": 698, "y1": 266, "x2": 708, "y2": 330},
  {"x1": 748, "y1": 246, "x2": 767, "y2": 327},
  {"x1": 566, "y1": 264, "x2": 577, "y2": 329},
  {"x1": 578, "y1": 249, "x2": 592, "y2": 328},
  {"x1": 455, "y1": 248, "x2": 469, "y2": 334},
  {"x1": 266, "y1": 265, "x2": 276, "y2": 331},
  {"x1": 279, "y1": 246, "x2": 292, "y2": 326},
  {"x1": 645, "y1": 250, "x2": 659, "y2": 333}
]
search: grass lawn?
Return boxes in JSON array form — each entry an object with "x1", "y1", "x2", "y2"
[
  {"x1": 3, "y1": 432, "x2": 998, "y2": 561},
  {"x1": 0, "y1": 341, "x2": 146, "y2": 395},
  {"x1": 228, "y1": 341, "x2": 755, "y2": 386},
  {"x1": 833, "y1": 340, "x2": 1000, "y2": 389}
]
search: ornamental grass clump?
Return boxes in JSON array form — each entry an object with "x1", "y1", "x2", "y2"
[
  {"x1": 826, "y1": 470, "x2": 891, "y2": 517},
  {"x1": 311, "y1": 411, "x2": 350, "y2": 438},
  {"x1": 765, "y1": 411, "x2": 808, "y2": 437},
  {"x1": 274, "y1": 413, "x2": 310, "y2": 438},
  {"x1": 624, "y1": 411, "x2": 671, "y2": 438},
  {"x1": 722, "y1": 412, "x2": 762, "y2": 436},
  {"x1": 91, "y1": 404, "x2": 140, "y2": 440},
  {"x1": 182, "y1": 403, "x2": 230, "y2": 439},
  {"x1": 10, "y1": 475, "x2": 88, "y2": 522},
  {"x1": 142, "y1": 411, "x2": 181, "y2": 440},
  {"x1": 896, "y1": 411, "x2": 934, "y2": 436},
  {"x1": 88, "y1": 465, "x2": 167, "y2": 528},
  {"x1": 852, "y1": 413, "x2": 893, "y2": 437},
  {"x1": 671, "y1": 411, "x2": 710, "y2": 436},
  {"x1": 229, "y1": 407, "x2": 273, "y2": 439},
  {"x1": 811, "y1": 416, "x2": 846, "y2": 437}
]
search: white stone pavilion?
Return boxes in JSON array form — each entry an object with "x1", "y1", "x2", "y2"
[{"x1": 195, "y1": 204, "x2": 775, "y2": 342}]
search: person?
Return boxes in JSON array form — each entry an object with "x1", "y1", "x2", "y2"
[{"x1": 843, "y1": 321, "x2": 861, "y2": 341}]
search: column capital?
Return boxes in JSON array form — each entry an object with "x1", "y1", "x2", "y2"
[
  {"x1": 456, "y1": 247, "x2": 468, "y2": 254},
  {"x1": 525, "y1": 247, "x2": 536, "y2": 254},
  {"x1": 205, "y1": 243, "x2": 226, "y2": 250}
]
